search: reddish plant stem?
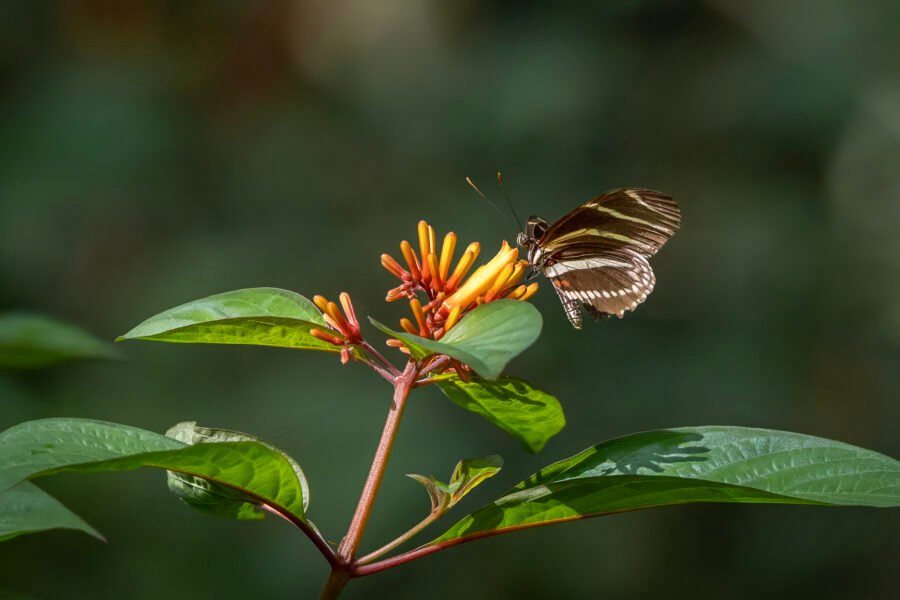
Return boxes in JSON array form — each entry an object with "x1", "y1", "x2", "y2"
[
  {"x1": 319, "y1": 568, "x2": 350, "y2": 600},
  {"x1": 336, "y1": 359, "x2": 419, "y2": 562},
  {"x1": 359, "y1": 340, "x2": 401, "y2": 377}
]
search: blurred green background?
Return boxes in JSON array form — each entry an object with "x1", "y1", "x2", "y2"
[{"x1": 2, "y1": 1, "x2": 899, "y2": 598}]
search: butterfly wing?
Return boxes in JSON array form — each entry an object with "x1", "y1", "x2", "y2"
[
  {"x1": 538, "y1": 188, "x2": 680, "y2": 259},
  {"x1": 544, "y1": 246, "x2": 656, "y2": 323},
  {"x1": 534, "y1": 189, "x2": 679, "y2": 325}
]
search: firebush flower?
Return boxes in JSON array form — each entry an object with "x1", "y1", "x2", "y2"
[
  {"x1": 310, "y1": 292, "x2": 361, "y2": 364},
  {"x1": 381, "y1": 220, "x2": 537, "y2": 343},
  {"x1": 312, "y1": 221, "x2": 537, "y2": 376}
]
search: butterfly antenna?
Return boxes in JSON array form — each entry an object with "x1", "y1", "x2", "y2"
[
  {"x1": 496, "y1": 171, "x2": 524, "y2": 233},
  {"x1": 466, "y1": 176, "x2": 505, "y2": 218}
]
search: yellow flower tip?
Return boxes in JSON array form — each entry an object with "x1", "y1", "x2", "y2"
[
  {"x1": 506, "y1": 284, "x2": 527, "y2": 300},
  {"x1": 417, "y1": 221, "x2": 432, "y2": 277},
  {"x1": 427, "y1": 253, "x2": 442, "y2": 291},
  {"x1": 445, "y1": 250, "x2": 475, "y2": 290},
  {"x1": 439, "y1": 232, "x2": 456, "y2": 280},
  {"x1": 400, "y1": 317, "x2": 418, "y2": 336},
  {"x1": 339, "y1": 292, "x2": 360, "y2": 334},
  {"x1": 313, "y1": 295, "x2": 329, "y2": 313},
  {"x1": 444, "y1": 305, "x2": 463, "y2": 331},
  {"x1": 442, "y1": 241, "x2": 519, "y2": 310},
  {"x1": 409, "y1": 298, "x2": 427, "y2": 334},
  {"x1": 385, "y1": 338, "x2": 405, "y2": 348},
  {"x1": 325, "y1": 301, "x2": 353, "y2": 337},
  {"x1": 465, "y1": 241, "x2": 481, "y2": 261},
  {"x1": 485, "y1": 263, "x2": 515, "y2": 301},
  {"x1": 502, "y1": 261, "x2": 527, "y2": 292},
  {"x1": 520, "y1": 282, "x2": 539, "y2": 301},
  {"x1": 381, "y1": 254, "x2": 409, "y2": 280},
  {"x1": 399, "y1": 240, "x2": 421, "y2": 280}
]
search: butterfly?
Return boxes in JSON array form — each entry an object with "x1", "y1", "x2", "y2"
[{"x1": 516, "y1": 188, "x2": 680, "y2": 329}]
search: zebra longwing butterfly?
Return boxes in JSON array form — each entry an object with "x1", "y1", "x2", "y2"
[{"x1": 516, "y1": 188, "x2": 680, "y2": 329}]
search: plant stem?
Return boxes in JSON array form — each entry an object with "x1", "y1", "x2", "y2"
[
  {"x1": 356, "y1": 510, "x2": 441, "y2": 565},
  {"x1": 319, "y1": 568, "x2": 351, "y2": 600},
  {"x1": 336, "y1": 359, "x2": 418, "y2": 562},
  {"x1": 360, "y1": 340, "x2": 401, "y2": 377}
]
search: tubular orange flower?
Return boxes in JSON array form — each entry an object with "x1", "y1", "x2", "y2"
[
  {"x1": 381, "y1": 254, "x2": 409, "y2": 280},
  {"x1": 379, "y1": 221, "x2": 538, "y2": 352},
  {"x1": 311, "y1": 292, "x2": 362, "y2": 349},
  {"x1": 438, "y1": 232, "x2": 456, "y2": 281},
  {"x1": 442, "y1": 241, "x2": 519, "y2": 311},
  {"x1": 399, "y1": 240, "x2": 421, "y2": 281}
]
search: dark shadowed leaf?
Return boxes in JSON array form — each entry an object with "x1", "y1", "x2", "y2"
[
  {"x1": 0, "y1": 481, "x2": 103, "y2": 542},
  {"x1": 0, "y1": 312, "x2": 118, "y2": 369},
  {"x1": 165, "y1": 421, "x2": 309, "y2": 520},
  {"x1": 436, "y1": 376, "x2": 564, "y2": 452},
  {"x1": 370, "y1": 300, "x2": 542, "y2": 379},
  {"x1": 430, "y1": 426, "x2": 900, "y2": 546},
  {"x1": 118, "y1": 287, "x2": 339, "y2": 352},
  {"x1": 0, "y1": 419, "x2": 309, "y2": 527}
]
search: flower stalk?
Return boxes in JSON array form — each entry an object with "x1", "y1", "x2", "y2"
[{"x1": 314, "y1": 220, "x2": 540, "y2": 598}]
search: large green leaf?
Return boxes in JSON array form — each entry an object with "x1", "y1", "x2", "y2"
[
  {"x1": 436, "y1": 376, "x2": 565, "y2": 452},
  {"x1": 431, "y1": 426, "x2": 900, "y2": 544},
  {"x1": 0, "y1": 481, "x2": 103, "y2": 542},
  {"x1": 117, "y1": 287, "x2": 338, "y2": 352},
  {"x1": 0, "y1": 419, "x2": 308, "y2": 526},
  {"x1": 370, "y1": 300, "x2": 542, "y2": 379},
  {"x1": 0, "y1": 312, "x2": 118, "y2": 369},
  {"x1": 165, "y1": 421, "x2": 310, "y2": 520}
]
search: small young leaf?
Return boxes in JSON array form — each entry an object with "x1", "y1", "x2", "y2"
[
  {"x1": 436, "y1": 376, "x2": 565, "y2": 453},
  {"x1": 370, "y1": 300, "x2": 542, "y2": 379},
  {"x1": 0, "y1": 312, "x2": 118, "y2": 369},
  {"x1": 165, "y1": 421, "x2": 310, "y2": 520},
  {"x1": 430, "y1": 427, "x2": 900, "y2": 546},
  {"x1": 0, "y1": 419, "x2": 309, "y2": 524},
  {"x1": 118, "y1": 287, "x2": 339, "y2": 352},
  {"x1": 408, "y1": 455, "x2": 502, "y2": 515},
  {"x1": 0, "y1": 481, "x2": 103, "y2": 542},
  {"x1": 406, "y1": 474, "x2": 451, "y2": 513},
  {"x1": 447, "y1": 455, "x2": 503, "y2": 505}
]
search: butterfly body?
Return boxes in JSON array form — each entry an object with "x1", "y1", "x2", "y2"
[{"x1": 516, "y1": 188, "x2": 680, "y2": 329}]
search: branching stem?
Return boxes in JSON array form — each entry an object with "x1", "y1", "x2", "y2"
[
  {"x1": 336, "y1": 360, "x2": 418, "y2": 562},
  {"x1": 356, "y1": 510, "x2": 441, "y2": 565}
]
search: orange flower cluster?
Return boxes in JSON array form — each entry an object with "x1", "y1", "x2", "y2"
[
  {"x1": 310, "y1": 292, "x2": 361, "y2": 364},
  {"x1": 380, "y1": 220, "x2": 538, "y2": 346}
]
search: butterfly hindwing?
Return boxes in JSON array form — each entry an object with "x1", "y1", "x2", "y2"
[{"x1": 545, "y1": 249, "x2": 656, "y2": 325}]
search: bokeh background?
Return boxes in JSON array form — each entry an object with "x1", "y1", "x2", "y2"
[{"x1": 2, "y1": 1, "x2": 899, "y2": 598}]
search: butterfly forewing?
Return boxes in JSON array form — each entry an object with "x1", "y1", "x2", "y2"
[
  {"x1": 540, "y1": 189, "x2": 680, "y2": 259},
  {"x1": 530, "y1": 188, "x2": 679, "y2": 326}
]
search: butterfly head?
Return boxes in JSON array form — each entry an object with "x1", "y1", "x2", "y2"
[{"x1": 517, "y1": 216, "x2": 549, "y2": 266}]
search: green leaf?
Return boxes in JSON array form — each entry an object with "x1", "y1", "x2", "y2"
[
  {"x1": 0, "y1": 312, "x2": 118, "y2": 369},
  {"x1": 0, "y1": 418, "x2": 308, "y2": 524},
  {"x1": 406, "y1": 474, "x2": 451, "y2": 513},
  {"x1": 436, "y1": 376, "x2": 565, "y2": 453},
  {"x1": 0, "y1": 481, "x2": 103, "y2": 542},
  {"x1": 432, "y1": 426, "x2": 900, "y2": 545},
  {"x1": 447, "y1": 455, "x2": 503, "y2": 504},
  {"x1": 371, "y1": 300, "x2": 541, "y2": 379},
  {"x1": 165, "y1": 421, "x2": 310, "y2": 520},
  {"x1": 118, "y1": 287, "x2": 339, "y2": 352},
  {"x1": 408, "y1": 455, "x2": 503, "y2": 514}
]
